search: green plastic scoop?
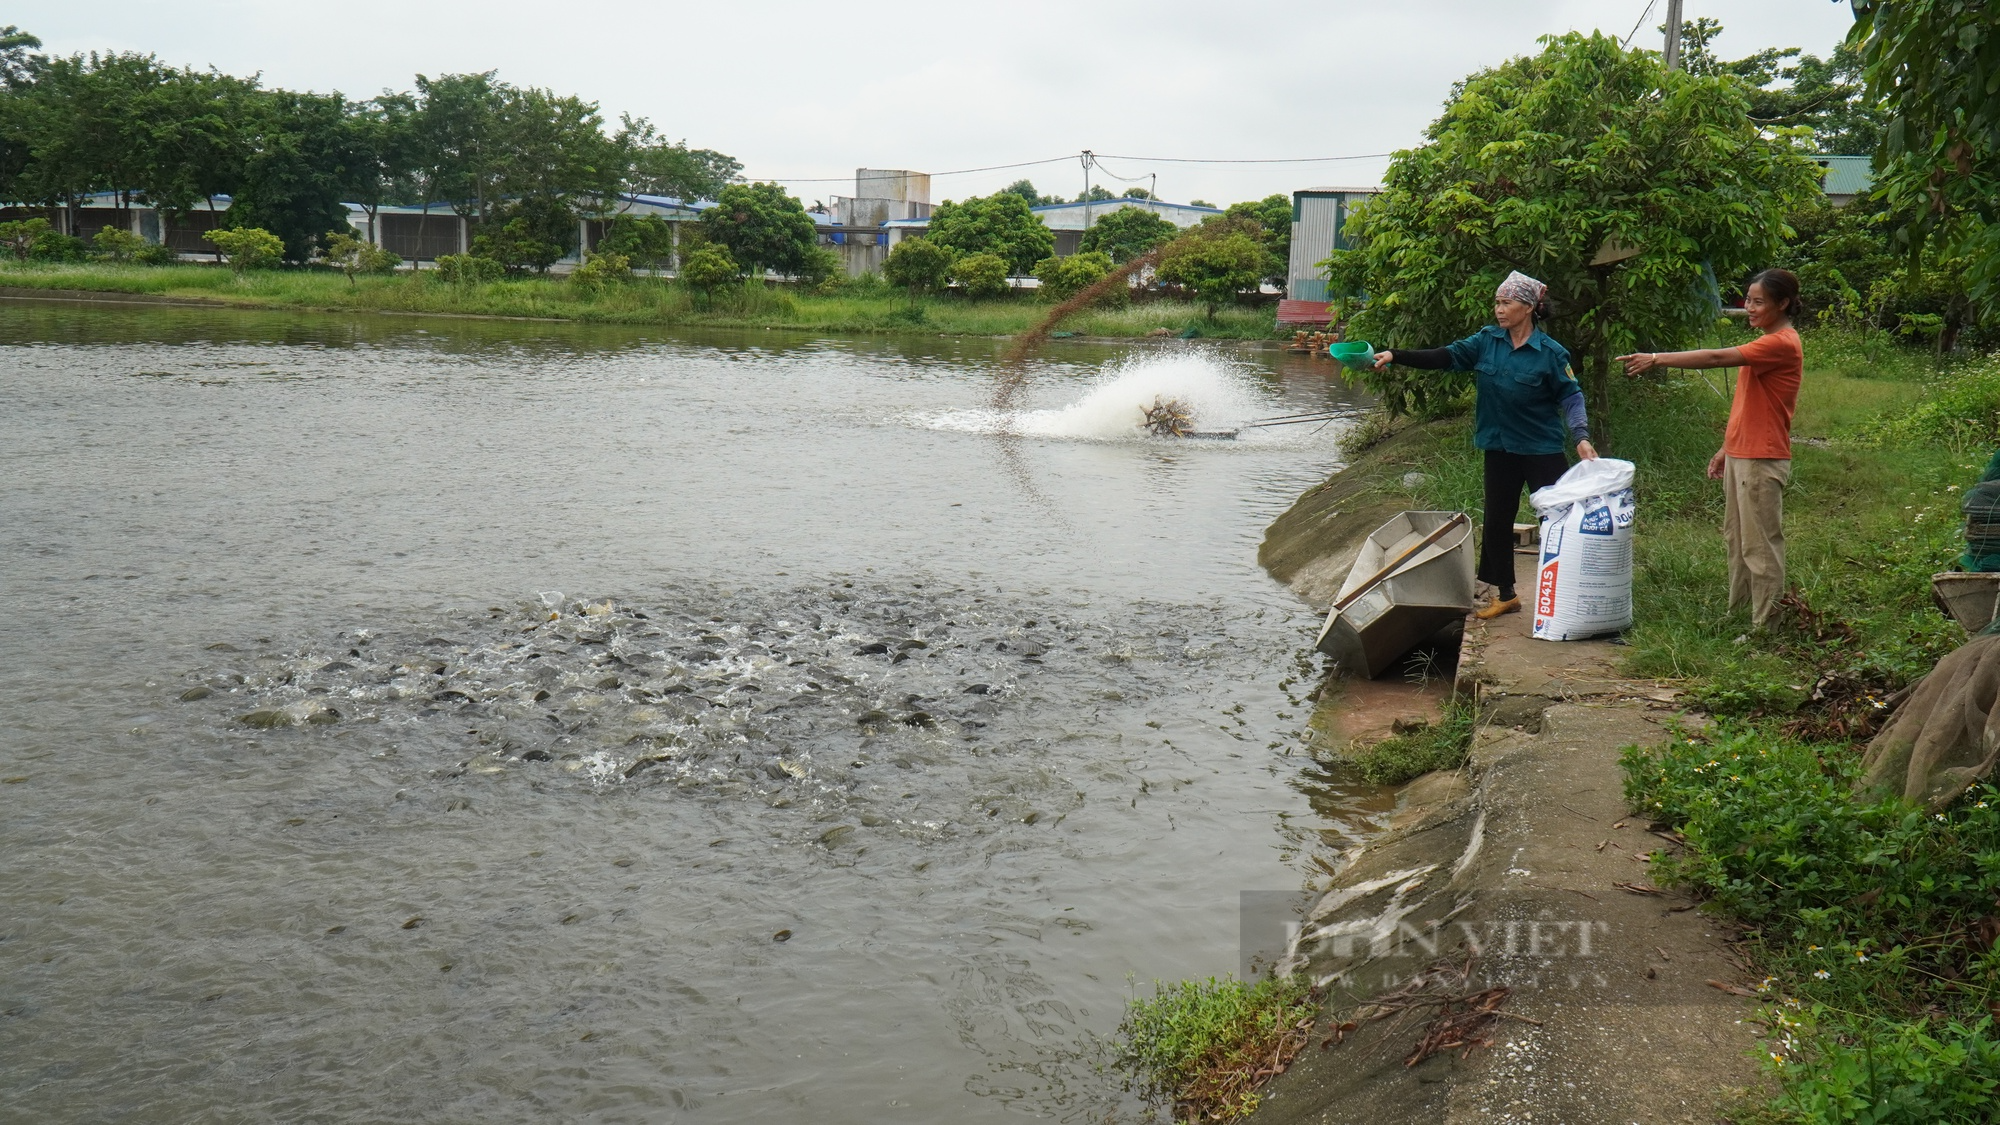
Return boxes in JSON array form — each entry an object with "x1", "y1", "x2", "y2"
[{"x1": 1326, "y1": 340, "x2": 1375, "y2": 370}]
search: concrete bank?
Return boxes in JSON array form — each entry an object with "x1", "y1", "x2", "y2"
[{"x1": 1253, "y1": 436, "x2": 1771, "y2": 1124}]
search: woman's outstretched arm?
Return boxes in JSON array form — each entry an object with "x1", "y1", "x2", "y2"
[
  {"x1": 1617, "y1": 346, "x2": 1746, "y2": 375},
  {"x1": 1370, "y1": 347, "x2": 1455, "y2": 370}
]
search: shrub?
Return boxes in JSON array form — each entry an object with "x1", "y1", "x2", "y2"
[
  {"x1": 133, "y1": 241, "x2": 178, "y2": 266},
  {"x1": 571, "y1": 249, "x2": 633, "y2": 287},
  {"x1": 678, "y1": 244, "x2": 738, "y2": 301},
  {"x1": 882, "y1": 237, "x2": 955, "y2": 297},
  {"x1": 1114, "y1": 974, "x2": 1316, "y2": 1121},
  {"x1": 435, "y1": 253, "x2": 504, "y2": 284},
  {"x1": 471, "y1": 196, "x2": 577, "y2": 273},
  {"x1": 596, "y1": 215, "x2": 676, "y2": 270},
  {"x1": 1623, "y1": 724, "x2": 2000, "y2": 1124},
  {"x1": 321, "y1": 231, "x2": 400, "y2": 284},
  {"x1": 93, "y1": 227, "x2": 145, "y2": 261},
  {"x1": 949, "y1": 252, "x2": 1010, "y2": 298},
  {"x1": 202, "y1": 227, "x2": 284, "y2": 272},
  {"x1": 29, "y1": 230, "x2": 87, "y2": 262},
  {"x1": 1033, "y1": 251, "x2": 1115, "y2": 303},
  {"x1": 0, "y1": 217, "x2": 50, "y2": 261},
  {"x1": 1867, "y1": 354, "x2": 2000, "y2": 452}
]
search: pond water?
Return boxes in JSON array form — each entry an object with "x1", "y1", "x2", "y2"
[{"x1": 0, "y1": 300, "x2": 1393, "y2": 1122}]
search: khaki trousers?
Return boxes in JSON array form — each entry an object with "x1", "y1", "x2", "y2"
[{"x1": 1723, "y1": 455, "x2": 1791, "y2": 626}]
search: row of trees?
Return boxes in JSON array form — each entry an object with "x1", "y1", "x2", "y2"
[
  {"x1": 1329, "y1": 15, "x2": 1997, "y2": 428},
  {"x1": 0, "y1": 26, "x2": 740, "y2": 265}
]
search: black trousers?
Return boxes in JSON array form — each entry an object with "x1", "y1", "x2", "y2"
[{"x1": 1481, "y1": 449, "x2": 1570, "y2": 592}]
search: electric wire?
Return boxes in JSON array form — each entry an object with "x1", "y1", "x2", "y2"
[{"x1": 1621, "y1": 0, "x2": 1661, "y2": 49}]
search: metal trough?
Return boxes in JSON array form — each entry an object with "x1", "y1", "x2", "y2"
[
  {"x1": 1932, "y1": 571, "x2": 2000, "y2": 634},
  {"x1": 1315, "y1": 511, "x2": 1475, "y2": 679}
]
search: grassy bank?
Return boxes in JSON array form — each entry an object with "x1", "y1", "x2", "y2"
[
  {"x1": 0, "y1": 261, "x2": 1281, "y2": 339},
  {"x1": 1355, "y1": 326, "x2": 2000, "y2": 1122}
]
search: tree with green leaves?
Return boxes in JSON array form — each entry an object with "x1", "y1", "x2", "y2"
[
  {"x1": 1155, "y1": 219, "x2": 1269, "y2": 318},
  {"x1": 999, "y1": 179, "x2": 1058, "y2": 207},
  {"x1": 1844, "y1": 0, "x2": 2000, "y2": 317},
  {"x1": 949, "y1": 251, "x2": 1010, "y2": 298},
  {"x1": 203, "y1": 226, "x2": 283, "y2": 272},
  {"x1": 1074, "y1": 185, "x2": 1115, "y2": 203},
  {"x1": 927, "y1": 191, "x2": 1053, "y2": 276},
  {"x1": 1033, "y1": 250, "x2": 1116, "y2": 303},
  {"x1": 471, "y1": 194, "x2": 576, "y2": 273},
  {"x1": 0, "y1": 217, "x2": 50, "y2": 259},
  {"x1": 1676, "y1": 18, "x2": 1885, "y2": 153},
  {"x1": 678, "y1": 243, "x2": 737, "y2": 303},
  {"x1": 93, "y1": 226, "x2": 143, "y2": 260},
  {"x1": 700, "y1": 181, "x2": 819, "y2": 278},
  {"x1": 0, "y1": 25, "x2": 42, "y2": 89},
  {"x1": 226, "y1": 89, "x2": 369, "y2": 262},
  {"x1": 882, "y1": 236, "x2": 955, "y2": 300},
  {"x1": 597, "y1": 214, "x2": 676, "y2": 270},
  {"x1": 1325, "y1": 31, "x2": 1821, "y2": 426},
  {"x1": 1224, "y1": 195, "x2": 1292, "y2": 285},
  {"x1": 1080, "y1": 206, "x2": 1176, "y2": 264},
  {"x1": 322, "y1": 230, "x2": 400, "y2": 283},
  {"x1": 615, "y1": 114, "x2": 740, "y2": 201}
]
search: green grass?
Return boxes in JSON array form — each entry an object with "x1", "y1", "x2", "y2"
[
  {"x1": 1343, "y1": 700, "x2": 1477, "y2": 785},
  {"x1": 1112, "y1": 974, "x2": 1318, "y2": 1120},
  {"x1": 0, "y1": 261, "x2": 1281, "y2": 339},
  {"x1": 1622, "y1": 725, "x2": 2000, "y2": 1123}
]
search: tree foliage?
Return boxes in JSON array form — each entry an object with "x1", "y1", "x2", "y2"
[
  {"x1": 322, "y1": 230, "x2": 400, "y2": 283},
  {"x1": 700, "y1": 181, "x2": 820, "y2": 278},
  {"x1": 999, "y1": 178, "x2": 1059, "y2": 207},
  {"x1": 882, "y1": 236, "x2": 955, "y2": 297},
  {"x1": 949, "y1": 251, "x2": 1010, "y2": 298},
  {"x1": 1846, "y1": 0, "x2": 2000, "y2": 317},
  {"x1": 1326, "y1": 32, "x2": 1821, "y2": 420},
  {"x1": 471, "y1": 194, "x2": 577, "y2": 273},
  {"x1": 678, "y1": 243, "x2": 737, "y2": 298},
  {"x1": 927, "y1": 191, "x2": 1053, "y2": 275},
  {"x1": 1223, "y1": 194, "x2": 1292, "y2": 284},
  {"x1": 1677, "y1": 18, "x2": 1886, "y2": 153},
  {"x1": 1033, "y1": 250, "x2": 1116, "y2": 303},
  {"x1": 1080, "y1": 206, "x2": 1176, "y2": 264},
  {"x1": 1155, "y1": 219, "x2": 1269, "y2": 318},
  {"x1": 203, "y1": 226, "x2": 283, "y2": 272},
  {"x1": 596, "y1": 214, "x2": 676, "y2": 270}
]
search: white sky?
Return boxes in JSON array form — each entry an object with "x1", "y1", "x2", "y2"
[{"x1": 27, "y1": 1, "x2": 1858, "y2": 207}]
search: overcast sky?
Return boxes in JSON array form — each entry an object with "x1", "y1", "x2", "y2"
[{"x1": 27, "y1": 1, "x2": 1857, "y2": 207}]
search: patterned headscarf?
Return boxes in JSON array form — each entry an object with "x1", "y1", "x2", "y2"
[{"x1": 1495, "y1": 270, "x2": 1547, "y2": 309}]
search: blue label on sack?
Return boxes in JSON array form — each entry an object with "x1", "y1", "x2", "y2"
[
  {"x1": 1579, "y1": 505, "x2": 1613, "y2": 535},
  {"x1": 1541, "y1": 519, "x2": 1563, "y2": 562}
]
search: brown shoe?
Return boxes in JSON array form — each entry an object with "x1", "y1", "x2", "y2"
[{"x1": 1474, "y1": 596, "x2": 1521, "y2": 620}]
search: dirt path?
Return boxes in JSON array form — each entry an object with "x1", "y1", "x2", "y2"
[{"x1": 1253, "y1": 558, "x2": 1770, "y2": 1124}]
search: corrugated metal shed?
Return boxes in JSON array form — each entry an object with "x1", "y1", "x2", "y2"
[
  {"x1": 1813, "y1": 155, "x2": 1873, "y2": 203},
  {"x1": 1286, "y1": 187, "x2": 1379, "y2": 302}
]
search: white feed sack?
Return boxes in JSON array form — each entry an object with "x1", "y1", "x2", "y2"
[{"x1": 1529, "y1": 457, "x2": 1636, "y2": 641}]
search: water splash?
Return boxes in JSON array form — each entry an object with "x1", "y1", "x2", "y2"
[{"x1": 919, "y1": 351, "x2": 1271, "y2": 441}]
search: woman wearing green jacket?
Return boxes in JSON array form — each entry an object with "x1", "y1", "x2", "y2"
[{"x1": 1372, "y1": 272, "x2": 1597, "y2": 619}]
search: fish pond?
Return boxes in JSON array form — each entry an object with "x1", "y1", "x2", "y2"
[{"x1": 0, "y1": 300, "x2": 1393, "y2": 1122}]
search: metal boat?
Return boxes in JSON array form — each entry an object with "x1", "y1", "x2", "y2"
[
  {"x1": 1932, "y1": 571, "x2": 2000, "y2": 633},
  {"x1": 1315, "y1": 511, "x2": 1475, "y2": 678}
]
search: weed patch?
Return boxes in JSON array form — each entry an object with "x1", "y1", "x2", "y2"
[
  {"x1": 1112, "y1": 974, "x2": 1318, "y2": 1121},
  {"x1": 1621, "y1": 723, "x2": 2000, "y2": 1123},
  {"x1": 1344, "y1": 701, "x2": 1476, "y2": 785}
]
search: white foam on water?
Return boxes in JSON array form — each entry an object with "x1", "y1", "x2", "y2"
[{"x1": 916, "y1": 351, "x2": 1272, "y2": 441}]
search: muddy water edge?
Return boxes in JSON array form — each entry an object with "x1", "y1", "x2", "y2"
[{"x1": 0, "y1": 300, "x2": 1397, "y2": 1122}]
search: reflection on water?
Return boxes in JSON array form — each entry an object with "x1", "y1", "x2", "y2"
[{"x1": 0, "y1": 300, "x2": 1390, "y2": 1122}]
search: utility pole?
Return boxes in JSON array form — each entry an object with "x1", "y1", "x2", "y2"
[
  {"x1": 1662, "y1": 0, "x2": 1684, "y2": 69},
  {"x1": 1080, "y1": 150, "x2": 1095, "y2": 230}
]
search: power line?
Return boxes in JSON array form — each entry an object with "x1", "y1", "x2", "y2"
[
  {"x1": 748, "y1": 148, "x2": 1397, "y2": 184},
  {"x1": 1621, "y1": 0, "x2": 1660, "y2": 49},
  {"x1": 1092, "y1": 152, "x2": 1393, "y2": 164},
  {"x1": 748, "y1": 154, "x2": 1075, "y2": 184}
]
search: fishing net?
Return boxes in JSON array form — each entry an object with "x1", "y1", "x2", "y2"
[
  {"x1": 1857, "y1": 632, "x2": 2000, "y2": 811},
  {"x1": 1963, "y1": 448, "x2": 2000, "y2": 572}
]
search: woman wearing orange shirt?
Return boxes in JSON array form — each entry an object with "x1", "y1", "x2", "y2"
[{"x1": 1618, "y1": 269, "x2": 1804, "y2": 627}]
